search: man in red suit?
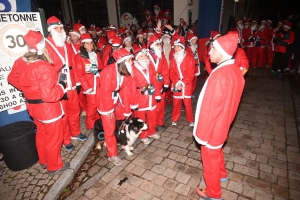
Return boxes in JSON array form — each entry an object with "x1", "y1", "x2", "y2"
[
  {"x1": 45, "y1": 16, "x2": 87, "y2": 152},
  {"x1": 194, "y1": 33, "x2": 245, "y2": 199},
  {"x1": 147, "y1": 36, "x2": 169, "y2": 130},
  {"x1": 170, "y1": 36, "x2": 195, "y2": 127},
  {"x1": 153, "y1": 4, "x2": 164, "y2": 23},
  {"x1": 8, "y1": 30, "x2": 70, "y2": 175}
]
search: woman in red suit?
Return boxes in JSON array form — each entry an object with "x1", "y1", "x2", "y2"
[
  {"x1": 8, "y1": 30, "x2": 69, "y2": 176},
  {"x1": 74, "y1": 33, "x2": 102, "y2": 130},
  {"x1": 132, "y1": 48, "x2": 160, "y2": 144},
  {"x1": 97, "y1": 48, "x2": 136, "y2": 166}
]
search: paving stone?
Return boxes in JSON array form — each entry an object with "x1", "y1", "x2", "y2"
[
  {"x1": 163, "y1": 168, "x2": 178, "y2": 179},
  {"x1": 242, "y1": 185, "x2": 256, "y2": 198},
  {"x1": 259, "y1": 171, "x2": 277, "y2": 183},
  {"x1": 222, "y1": 189, "x2": 238, "y2": 200},
  {"x1": 289, "y1": 189, "x2": 300, "y2": 200},
  {"x1": 255, "y1": 189, "x2": 273, "y2": 200},
  {"x1": 132, "y1": 166, "x2": 146, "y2": 176},
  {"x1": 175, "y1": 172, "x2": 191, "y2": 184},
  {"x1": 174, "y1": 183, "x2": 190, "y2": 196},
  {"x1": 151, "y1": 165, "x2": 166, "y2": 174},
  {"x1": 163, "y1": 179, "x2": 179, "y2": 190},
  {"x1": 161, "y1": 189, "x2": 178, "y2": 200},
  {"x1": 142, "y1": 170, "x2": 156, "y2": 181},
  {"x1": 228, "y1": 171, "x2": 244, "y2": 183},
  {"x1": 289, "y1": 170, "x2": 300, "y2": 181},
  {"x1": 161, "y1": 158, "x2": 177, "y2": 168},
  {"x1": 272, "y1": 184, "x2": 289, "y2": 199},
  {"x1": 243, "y1": 176, "x2": 271, "y2": 191},
  {"x1": 227, "y1": 180, "x2": 243, "y2": 193},
  {"x1": 84, "y1": 188, "x2": 97, "y2": 199},
  {"x1": 233, "y1": 164, "x2": 259, "y2": 178}
]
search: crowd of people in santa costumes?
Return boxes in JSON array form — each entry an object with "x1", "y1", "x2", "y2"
[{"x1": 231, "y1": 17, "x2": 298, "y2": 78}]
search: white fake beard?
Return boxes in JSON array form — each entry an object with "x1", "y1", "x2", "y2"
[
  {"x1": 251, "y1": 25, "x2": 257, "y2": 30},
  {"x1": 138, "y1": 59, "x2": 150, "y2": 70},
  {"x1": 259, "y1": 25, "x2": 265, "y2": 30},
  {"x1": 191, "y1": 44, "x2": 197, "y2": 53},
  {"x1": 51, "y1": 29, "x2": 66, "y2": 47},
  {"x1": 152, "y1": 46, "x2": 162, "y2": 58},
  {"x1": 174, "y1": 49, "x2": 185, "y2": 63},
  {"x1": 163, "y1": 37, "x2": 170, "y2": 44},
  {"x1": 125, "y1": 62, "x2": 133, "y2": 75},
  {"x1": 154, "y1": 9, "x2": 159, "y2": 15},
  {"x1": 244, "y1": 25, "x2": 249, "y2": 29},
  {"x1": 238, "y1": 25, "x2": 244, "y2": 29}
]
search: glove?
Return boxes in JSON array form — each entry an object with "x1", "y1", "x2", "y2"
[
  {"x1": 248, "y1": 37, "x2": 255, "y2": 42},
  {"x1": 156, "y1": 99, "x2": 161, "y2": 103},
  {"x1": 76, "y1": 85, "x2": 81, "y2": 94},
  {"x1": 59, "y1": 81, "x2": 66, "y2": 89},
  {"x1": 279, "y1": 41, "x2": 288, "y2": 47},
  {"x1": 161, "y1": 86, "x2": 168, "y2": 94},
  {"x1": 61, "y1": 93, "x2": 68, "y2": 100}
]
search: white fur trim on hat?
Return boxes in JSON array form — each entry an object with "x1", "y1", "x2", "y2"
[
  {"x1": 117, "y1": 54, "x2": 133, "y2": 63},
  {"x1": 150, "y1": 39, "x2": 161, "y2": 48},
  {"x1": 47, "y1": 24, "x2": 63, "y2": 32},
  {"x1": 212, "y1": 40, "x2": 232, "y2": 60},
  {"x1": 283, "y1": 25, "x2": 291, "y2": 29},
  {"x1": 123, "y1": 37, "x2": 132, "y2": 44},
  {"x1": 188, "y1": 36, "x2": 198, "y2": 42},
  {"x1": 81, "y1": 38, "x2": 93, "y2": 43},
  {"x1": 69, "y1": 31, "x2": 80, "y2": 38},
  {"x1": 135, "y1": 49, "x2": 149, "y2": 60},
  {"x1": 29, "y1": 37, "x2": 45, "y2": 55}
]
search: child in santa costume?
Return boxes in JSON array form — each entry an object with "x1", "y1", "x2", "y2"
[
  {"x1": 147, "y1": 35, "x2": 169, "y2": 130},
  {"x1": 170, "y1": 36, "x2": 195, "y2": 127},
  {"x1": 8, "y1": 30, "x2": 70, "y2": 176},
  {"x1": 74, "y1": 33, "x2": 102, "y2": 130},
  {"x1": 97, "y1": 49, "x2": 136, "y2": 166},
  {"x1": 193, "y1": 32, "x2": 245, "y2": 199},
  {"x1": 132, "y1": 48, "x2": 161, "y2": 144},
  {"x1": 45, "y1": 16, "x2": 87, "y2": 152}
]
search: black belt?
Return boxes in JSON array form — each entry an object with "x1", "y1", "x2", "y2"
[
  {"x1": 136, "y1": 86, "x2": 144, "y2": 89},
  {"x1": 69, "y1": 67, "x2": 72, "y2": 70},
  {"x1": 26, "y1": 99, "x2": 44, "y2": 104},
  {"x1": 113, "y1": 89, "x2": 120, "y2": 97},
  {"x1": 195, "y1": 63, "x2": 200, "y2": 66}
]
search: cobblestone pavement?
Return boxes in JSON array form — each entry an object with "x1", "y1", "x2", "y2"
[{"x1": 1, "y1": 67, "x2": 300, "y2": 200}]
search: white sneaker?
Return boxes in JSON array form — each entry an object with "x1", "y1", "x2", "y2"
[
  {"x1": 189, "y1": 122, "x2": 194, "y2": 127},
  {"x1": 172, "y1": 121, "x2": 177, "y2": 126},
  {"x1": 148, "y1": 133, "x2": 160, "y2": 139},
  {"x1": 141, "y1": 138, "x2": 150, "y2": 144}
]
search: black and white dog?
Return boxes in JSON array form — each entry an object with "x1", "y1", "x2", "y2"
[{"x1": 94, "y1": 118, "x2": 148, "y2": 155}]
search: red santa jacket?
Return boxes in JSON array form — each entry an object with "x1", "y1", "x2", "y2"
[
  {"x1": 148, "y1": 52, "x2": 170, "y2": 100},
  {"x1": 68, "y1": 42, "x2": 81, "y2": 86},
  {"x1": 186, "y1": 45, "x2": 201, "y2": 75},
  {"x1": 132, "y1": 63, "x2": 157, "y2": 111},
  {"x1": 169, "y1": 52, "x2": 195, "y2": 99},
  {"x1": 242, "y1": 27, "x2": 251, "y2": 47},
  {"x1": 74, "y1": 50, "x2": 101, "y2": 94},
  {"x1": 253, "y1": 26, "x2": 269, "y2": 47},
  {"x1": 45, "y1": 36, "x2": 76, "y2": 90},
  {"x1": 274, "y1": 30, "x2": 295, "y2": 53},
  {"x1": 133, "y1": 42, "x2": 147, "y2": 51},
  {"x1": 97, "y1": 63, "x2": 135, "y2": 117},
  {"x1": 234, "y1": 47, "x2": 249, "y2": 75},
  {"x1": 101, "y1": 44, "x2": 113, "y2": 67},
  {"x1": 193, "y1": 59, "x2": 245, "y2": 149},
  {"x1": 8, "y1": 57, "x2": 65, "y2": 122},
  {"x1": 232, "y1": 27, "x2": 243, "y2": 46}
]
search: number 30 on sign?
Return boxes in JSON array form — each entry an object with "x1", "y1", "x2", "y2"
[{"x1": 0, "y1": 23, "x2": 28, "y2": 58}]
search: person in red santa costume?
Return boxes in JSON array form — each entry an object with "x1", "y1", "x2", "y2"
[
  {"x1": 69, "y1": 24, "x2": 87, "y2": 117},
  {"x1": 241, "y1": 18, "x2": 251, "y2": 48},
  {"x1": 186, "y1": 34, "x2": 201, "y2": 94},
  {"x1": 267, "y1": 20, "x2": 283, "y2": 68},
  {"x1": 97, "y1": 49, "x2": 136, "y2": 166},
  {"x1": 132, "y1": 48, "x2": 160, "y2": 144},
  {"x1": 8, "y1": 30, "x2": 70, "y2": 175},
  {"x1": 123, "y1": 36, "x2": 134, "y2": 54},
  {"x1": 133, "y1": 31, "x2": 147, "y2": 50},
  {"x1": 45, "y1": 16, "x2": 87, "y2": 152},
  {"x1": 246, "y1": 19, "x2": 258, "y2": 67},
  {"x1": 147, "y1": 35, "x2": 169, "y2": 130},
  {"x1": 74, "y1": 33, "x2": 102, "y2": 130},
  {"x1": 194, "y1": 33, "x2": 245, "y2": 200},
  {"x1": 232, "y1": 19, "x2": 244, "y2": 46},
  {"x1": 153, "y1": 4, "x2": 164, "y2": 23},
  {"x1": 170, "y1": 36, "x2": 195, "y2": 127},
  {"x1": 251, "y1": 19, "x2": 269, "y2": 68},
  {"x1": 101, "y1": 31, "x2": 121, "y2": 66}
]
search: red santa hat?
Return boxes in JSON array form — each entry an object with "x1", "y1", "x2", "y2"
[
  {"x1": 147, "y1": 20, "x2": 153, "y2": 26},
  {"x1": 134, "y1": 48, "x2": 148, "y2": 60},
  {"x1": 182, "y1": 21, "x2": 187, "y2": 26},
  {"x1": 124, "y1": 28, "x2": 130, "y2": 33},
  {"x1": 88, "y1": 27, "x2": 95, "y2": 33},
  {"x1": 212, "y1": 32, "x2": 238, "y2": 60},
  {"x1": 96, "y1": 41, "x2": 105, "y2": 50},
  {"x1": 261, "y1": 19, "x2": 267, "y2": 24},
  {"x1": 81, "y1": 33, "x2": 93, "y2": 44},
  {"x1": 251, "y1": 18, "x2": 258, "y2": 24},
  {"x1": 113, "y1": 48, "x2": 133, "y2": 64},
  {"x1": 96, "y1": 27, "x2": 102, "y2": 34},
  {"x1": 180, "y1": 18, "x2": 184, "y2": 22},
  {"x1": 244, "y1": 18, "x2": 249, "y2": 25},
  {"x1": 73, "y1": 23, "x2": 85, "y2": 34},
  {"x1": 136, "y1": 31, "x2": 144, "y2": 38},
  {"x1": 210, "y1": 30, "x2": 221, "y2": 40},
  {"x1": 123, "y1": 14, "x2": 129, "y2": 21},
  {"x1": 118, "y1": 27, "x2": 125, "y2": 35},
  {"x1": 267, "y1": 19, "x2": 272, "y2": 24},
  {"x1": 188, "y1": 27, "x2": 196, "y2": 34},
  {"x1": 47, "y1": 16, "x2": 63, "y2": 32},
  {"x1": 23, "y1": 30, "x2": 45, "y2": 55},
  {"x1": 283, "y1": 22, "x2": 292, "y2": 29},
  {"x1": 154, "y1": 4, "x2": 160, "y2": 9},
  {"x1": 187, "y1": 34, "x2": 197, "y2": 42},
  {"x1": 278, "y1": 20, "x2": 285, "y2": 25},
  {"x1": 107, "y1": 31, "x2": 117, "y2": 43},
  {"x1": 165, "y1": 9, "x2": 171, "y2": 14},
  {"x1": 172, "y1": 36, "x2": 186, "y2": 49},
  {"x1": 144, "y1": 9, "x2": 150, "y2": 14},
  {"x1": 111, "y1": 36, "x2": 122, "y2": 47},
  {"x1": 236, "y1": 19, "x2": 243, "y2": 24},
  {"x1": 123, "y1": 36, "x2": 132, "y2": 45},
  {"x1": 108, "y1": 24, "x2": 116, "y2": 30},
  {"x1": 148, "y1": 35, "x2": 161, "y2": 48},
  {"x1": 69, "y1": 25, "x2": 81, "y2": 37}
]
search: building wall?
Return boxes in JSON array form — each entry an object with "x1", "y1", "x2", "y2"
[{"x1": 107, "y1": 0, "x2": 118, "y2": 28}]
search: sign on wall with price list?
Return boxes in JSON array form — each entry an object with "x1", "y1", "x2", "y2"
[{"x1": 0, "y1": 12, "x2": 43, "y2": 112}]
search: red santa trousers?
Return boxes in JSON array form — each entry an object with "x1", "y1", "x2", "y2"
[
  {"x1": 192, "y1": 76, "x2": 198, "y2": 93},
  {"x1": 61, "y1": 100, "x2": 71, "y2": 145},
  {"x1": 201, "y1": 146, "x2": 227, "y2": 198},
  {"x1": 267, "y1": 47, "x2": 275, "y2": 67},
  {"x1": 34, "y1": 118, "x2": 64, "y2": 171},
  {"x1": 165, "y1": 89, "x2": 173, "y2": 106},
  {"x1": 245, "y1": 47, "x2": 254, "y2": 66},
  {"x1": 62, "y1": 90, "x2": 81, "y2": 145},
  {"x1": 78, "y1": 89, "x2": 87, "y2": 112},
  {"x1": 252, "y1": 46, "x2": 266, "y2": 68},
  {"x1": 156, "y1": 92, "x2": 166, "y2": 126},
  {"x1": 171, "y1": 98, "x2": 194, "y2": 122},
  {"x1": 101, "y1": 114, "x2": 118, "y2": 157},
  {"x1": 86, "y1": 94, "x2": 100, "y2": 130},
  {"x1": 134, "y1": 109, "x2": 156, "y2": 139}
]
